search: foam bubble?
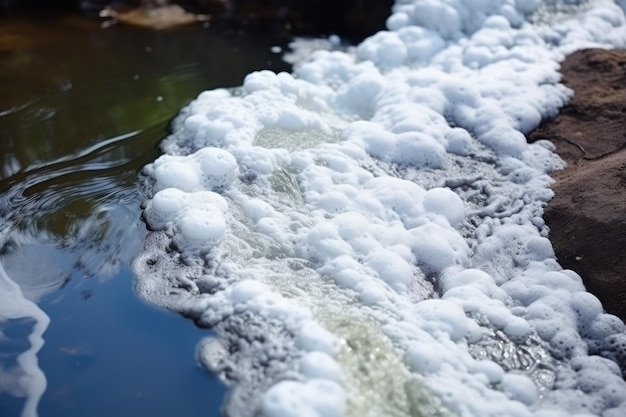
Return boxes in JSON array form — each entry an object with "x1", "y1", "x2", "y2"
[
  {"x1": 194, "y1": 147, "x2": 239, "y2": 191},
  {"x1": 152, "y1": 156, "x2": 202, "y2": 192},
  {"x1": 470, "y1": 360, "x2": 505, "y2": 384},
  {"x1": 422, "y1": 187, "x2": 466, "y2": 229},
  {"x1": 296, "y1": 319, "x2": 340, "y2": 356},
  {"x1": 406, "y1": 343, "x2": 444, "y2": 374},
  {"x1": 178, "y1": 207, "x2": 226, "y2": 243},
  {"x1": 151, "y1": 188, "x2": 184, "y2": 215},
  {"x1": 414, "y1": 299, "x2": 469, "y2": 342},
  {"x1": 299, "y1": 351, "x2": 344, "y2": 382},
  {"x1": 262, "y1": 379, "x2": 345, "y2": 417},
  {"x1": 500, "y1": 373, "x2": 539, "y2": 405}
]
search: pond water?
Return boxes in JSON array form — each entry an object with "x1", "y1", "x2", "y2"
[{"x1": 0, "y1": 11, "x2": 291, "y2": 417}]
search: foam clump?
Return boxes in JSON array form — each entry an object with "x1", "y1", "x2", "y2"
[
  {"x1": 422, "y1": 187, "x2": 465, "y2": 229},
  {"x1": 413, "y1": 299, "x2": 469, "y2": 342},
  {"x1": 500, "y1": 373, "x2": 539, "y2": 405},
  {"x1": 295, "y1": 319, "x2": 340, "y2": 355},
  {"x1": 299, "y1": 351, "x2": 344, "y2": 382},
  {"x1": 345, "y1": 120, "x2": 447, "y2": 167},
  {"x1": 262, "y1": 379, "x2": 345, "y2": 417},
  {"x1": 150, "y1": 147, "x2": 239, "y2": 193},
  {"x1": 143, "y1": 187, "x2": 228, "y2": 252},
  {"x1": 133, "y1": 1, "x2": 626, "y2": 416}
]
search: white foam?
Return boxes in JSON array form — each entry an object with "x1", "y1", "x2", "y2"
[
  {"x1": 261, "y1": 379, "x2": 345, "y2": 417},
  {"x1": 298, "y1": 351, "x2": 344, "y2": 382},
  {"x1": 133, "y1": 0, "x2": 626, "y2": 416}
]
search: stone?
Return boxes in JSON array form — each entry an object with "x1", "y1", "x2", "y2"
[{"x1": 529, "y1": 48, "x2": 626, "y2": 321}]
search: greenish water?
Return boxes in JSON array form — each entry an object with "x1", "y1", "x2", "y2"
[{"x1": 0, "y1": 12, "x2": 291, "y2": 417}]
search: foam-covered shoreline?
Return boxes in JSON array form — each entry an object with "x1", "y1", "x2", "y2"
[{"x1": 133, "y1": 1, "x2": 626, "y2": 416}]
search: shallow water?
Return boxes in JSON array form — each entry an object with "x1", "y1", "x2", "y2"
[{"x1": 0, "y1": 11, "x2": 291, "y2": 417}]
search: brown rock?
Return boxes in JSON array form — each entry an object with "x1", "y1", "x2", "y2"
[
  {"x1": 529, "y1": 48, "x2": 626, "y2": 321},
  {"x1": 99, "y1": 4, "x2": 211, "y2": 29}
]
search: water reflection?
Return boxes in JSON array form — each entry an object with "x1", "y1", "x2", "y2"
[
  {"x1": 0, "y1": 125, "x2": 157, "y2": 301},
  {"x1": 0, "y1": 12, "x2": 291, "y2": 297},
  {"x1": 0, "y1": 11, "x2": 290, "y2": 417}
]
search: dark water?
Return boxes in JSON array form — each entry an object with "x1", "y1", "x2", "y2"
[{"x1": 0, "y1": 12, "x2": 291, "y2": 417}]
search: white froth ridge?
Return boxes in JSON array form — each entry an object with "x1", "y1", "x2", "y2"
[{"x1": 134, "y1": 1, "x2": 626, "y2": 417}]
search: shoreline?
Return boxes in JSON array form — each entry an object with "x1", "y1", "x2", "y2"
[{"x1": 529, "y1": 48, "x2": 626, "y2": 321}]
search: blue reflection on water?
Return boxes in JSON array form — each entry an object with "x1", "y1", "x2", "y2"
[{"x1": 36, "y1": 267, "x2": 226, "y2": 417}]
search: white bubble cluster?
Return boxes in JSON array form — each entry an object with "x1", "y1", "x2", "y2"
[{"x1": 134, "y1": 1, "x2": 626, "y2": 417}]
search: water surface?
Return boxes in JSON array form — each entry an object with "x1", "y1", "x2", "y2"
[{"x1": 0, "y1": 11, "x2": 291, "y2": 417}]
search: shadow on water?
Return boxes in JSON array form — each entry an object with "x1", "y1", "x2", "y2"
[{"x1": 0, "y1": 11, "x2": 291, "y2": 417}]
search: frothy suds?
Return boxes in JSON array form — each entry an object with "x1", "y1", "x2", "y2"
[{"x1": 133, "y1": 1, "x2": 626, "y2": 416}]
